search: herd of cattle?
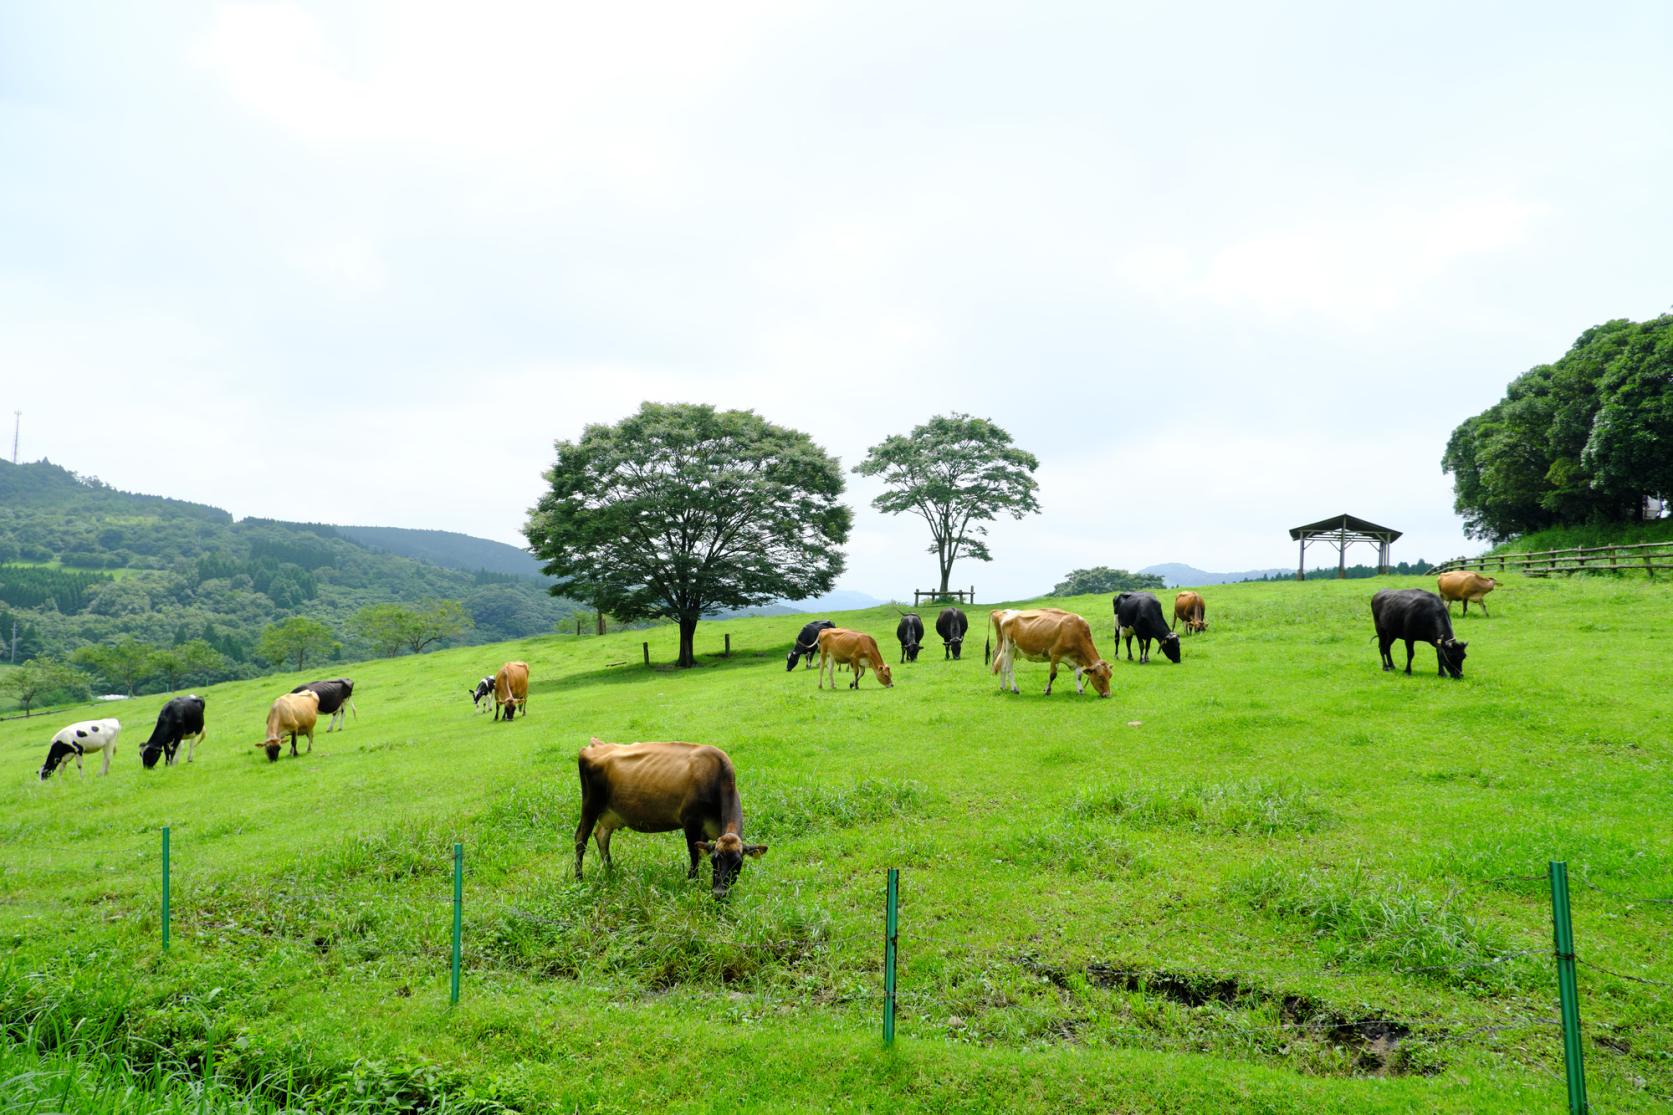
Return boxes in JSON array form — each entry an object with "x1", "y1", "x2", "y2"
[{"x1": 30, "y1": 572, "x2": 1500, "y2": 898}]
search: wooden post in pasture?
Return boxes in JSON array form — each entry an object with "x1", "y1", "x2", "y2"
[
  {"x1": 161, "y1": 826, "x2": 171, "y2": 952},
  {"x1": 724, "y1": 633, "x2": 731, "y2": 657},
  {"x1": 642, "y1": 642, "x2": 650, "y2": 667},
  {"x1": 883, "y1": 868, "x2": 900, "y2": 1047},
  {"x1": 1548, "y1": 861, "x2": 1588, "y2": 1114},
  {"x1": 450, "y1": 843, "x2": 464, "y2": 1005}
]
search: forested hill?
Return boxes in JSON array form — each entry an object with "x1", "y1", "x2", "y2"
[
  {"x1": 0, "y1": 459, "x2": 575, "y2": 685},
  {"x1": 334, "y1": 525, "x2": 547, "y2": 579}
]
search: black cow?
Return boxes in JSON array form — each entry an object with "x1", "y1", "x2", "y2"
[
  {"x1": 936, "y1": 607, "x2": 969, "y2": 660},
  {"x1": 1372, "y1": 589, "x2": 1468, "y2": 678},
  {"x1": 785, "y1": 620, "x2": 836, "y2": 671},
  {"x1": 140, "y1": 695, "x2": 207, "y2": 769},
  {"x1": 1114, "y1": 592, "x2": 1182, "y2": 664},
  {"x1": 291, "y1": 678, "x2": 356, "y2": 732},
  {"x1": 896, "y1": 613, "x2": 924, "y2": 663},
  {"x1": 469, "y1": 676, "x2": 495, "y2": 712}
]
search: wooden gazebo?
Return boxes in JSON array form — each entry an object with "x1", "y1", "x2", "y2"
[{"x1": 1290, "y1": 513, "x2": 1401, "y2": 579}]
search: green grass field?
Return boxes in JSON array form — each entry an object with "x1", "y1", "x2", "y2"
[{"x1": 2, "y1": 575, "x2": 1669, "y2": 1112}]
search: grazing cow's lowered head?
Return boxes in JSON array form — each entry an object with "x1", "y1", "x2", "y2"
[
  {"x1": 1437, "y1": 637, "x2": 1468, "y2": 679},
  {"x1": 874, "y1": 662, "x2": 894, "y2": 688},
  {"x1": 1082, "y1": 659, "x2": 1115, "y2": 698},
  {"x1": 1158, "y1": 632, "x2": 1182, "y2": 664},
  {"x1": 694, "y1": 831, "x2": 769, "y2": 899},
  {"x1": 263, "y1": 740, "x2": 283, "y2": 762},
  {"x1": 39, "y1": 740, "x2": 78, "y2": 780}
]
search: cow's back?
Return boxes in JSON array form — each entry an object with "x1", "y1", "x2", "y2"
[
  {"x1": 497, "y1": 661, "x2": 530, "y2": 699},
  {"x1": 268, "y1": 692, "x2": 318, "y2": 735},
  {"x1": 580, "y1": 740, "x2": 733, "y2": 831}
]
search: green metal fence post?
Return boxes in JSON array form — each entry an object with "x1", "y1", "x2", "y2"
[
  {"x1": 883, "y1": 868, "x2": 899, "y2": 1047},
  {"x1": 1549, "y1": 861, "x2": 1588, "y2": 1114},
  {"x1": 161, "y1": 826, "x2": 171, "y2": 952},
  {"x1": 450, "y1": 843, "x2": 463, "y2": 1005}
]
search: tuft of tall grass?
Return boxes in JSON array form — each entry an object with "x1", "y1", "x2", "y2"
[{"x1": 1073, "y1": 779, "x2": 1330, "y2": 836}]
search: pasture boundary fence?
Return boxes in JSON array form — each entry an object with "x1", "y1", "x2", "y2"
[
  {"x1": 1429, "y1": 541, "x2": 1673, "y2": 578},
  {"x1": 146, "y1": 834, "x2": 1672, "y2": 1110}
]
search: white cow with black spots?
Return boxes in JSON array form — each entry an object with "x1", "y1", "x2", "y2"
[{"x1": 39, "y1": 718, "x2": 122, "y2": 780}]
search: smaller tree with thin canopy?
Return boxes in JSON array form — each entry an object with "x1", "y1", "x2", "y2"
[{"x1": 855, "y1": 414, "x2": 1042, "y2": 594}]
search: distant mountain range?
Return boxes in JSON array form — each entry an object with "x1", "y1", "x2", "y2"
[
  {"x1": 335, "y1": 525, "x2": 550, "y2": 580},
  {"x1": 1140, "y1": 562, "x2": 1291, "y2": 587}
]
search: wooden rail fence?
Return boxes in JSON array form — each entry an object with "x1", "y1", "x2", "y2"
[{"x1": 1428, "y1": 540, "x2": 1673, "y2": 578}]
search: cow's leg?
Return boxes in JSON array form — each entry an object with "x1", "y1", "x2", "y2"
[
  {"x1": 1045, "y1": 660, "x2": 1056, "y2": 695},
  {"x1": 1073, "y1": 665, "x2": 1086, "y2": 694},
  {"x1": 684, "y1": 825, "x2": 707, "y2": 879},
  {"x1": 99, "y1": 746, "x2": 112, "y2": 776},
  {"x1": 574, "y1": 807, "x2": 600, "y2": 879},
  {"x1": 1378, "y1": 634, "x2": 1395, "y2": 671},
  {"x1": 850, "y1": 663, "x2": 863, "y2": 689},
  {"x1": 187, "y1": 731, "x2": 201, "y2": 762},
  {"x1": 594, "y1": 824, "x2": 615, "y2": 873},
  {"x1": 1403, "y1": 640, "x2": 1415, "y2": 675},
  {"x1": 289, "y1": 731, "x2": 298, "y2": 757},
  {"x1": 1478, "y1": 599, "x2": 1489, "y2": 618}
]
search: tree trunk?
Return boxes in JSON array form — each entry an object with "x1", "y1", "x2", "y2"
[
  {"x1": 596, "y1": 611, "x2": 606, "y2": 636},
  {"x1": 938, "y1": 558, "x2": 952, "y2": 595},
  {"x1": 677, "y1": 614, "x2": 699, "y2": 668}
]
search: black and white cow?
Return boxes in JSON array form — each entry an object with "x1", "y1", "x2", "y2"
[
  {"x1": 1114, "y1": 592, "x2": 1182, "y2": 664},
  {"x1": 292, "y1": 678, "x2": 356, "y2": 732},
  {"x1": 470, "y1": 676, "x2": 496, "y2": 712},
  {"x1": 1372, "y1": 589, "x2": 1468, "y2": 678},
  {"x1": 936, "y1": 607, "x2": 969, "y2": 660},
  {"x1": 140, "y1": 695, "x2": 206, "y2": 769},
  {"x1": 39, "y1": 718, "x2": 121, "y2": 780},
  {"x1": 785, "y1": 620, "x2": 836, "y2": 671},
  {"x1": 896, "y1": 612, "x2": 924, "y2": 663}
]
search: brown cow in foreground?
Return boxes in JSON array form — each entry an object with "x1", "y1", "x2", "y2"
[
  {"x1": 260, "y1": 690, "x2": 319, "y2": 761},
  {"x1": 574, "y1": 738, "x2": 767, "y2": 899},
  {"x1": 990, "y1": 608, "x2": 1113, "y2": 697},
  {"x1": 816, "y1": 628, "x2": 893, "y2": 690},
  {"x1": 1173, "y1": 591, "x2": 1208, "y2": 634},
  {"x1": 494, "y1": 661, "x2": 529, "y2": 721},
  {"x1": 1436, "y1": 571, "x2": 1497, "y2": 617}
]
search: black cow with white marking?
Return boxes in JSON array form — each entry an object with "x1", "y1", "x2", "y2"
[
  {"x1": 470, "y1": 676, "x2": 495, "y2": 712},
  {"x1": 140, "y1": 696, "x2": 206, "y2": 769},
  {"x1": 785, "y1": 620, "x2": 836, "y2": 671},
  {"x1": 40, "y1": 718, "x2": 122, "y2": 780},
  {"x1": 292, "y1": 678, "x2": 356, "y2": 732},
  {"x1": 896, "y1": 613, "x2": 924, "y2": 663},
  {"x1": 1114, "y1": 592, "x2": 1182, "y2": 664},
  {"x1": 936, "y1": 607, "x2": 968, "y2": 660},
  {"x1": 1372, "y1": 589, "x2": 1468, "y2": 678}
]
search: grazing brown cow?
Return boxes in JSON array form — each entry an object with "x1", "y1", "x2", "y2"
[
  {"x1": 574, "y1": 738, "x2": 767, "y2": 899},
  {"x1": 259, "y1": 690, "x2": 319, "y2": 761},
  {"x1": 494, "y1": 661, "x2": 529, "y2": 721},
  {"x1": 990, "y1": 608, "x2": 1113, "y2": 697},
  {"x1": 1436, "y1": 571, "x2": 1497, "y2": 617},
  {"x1": 816, "y1": 628, "x2": 894, "y2": 690},
  {"x1": 1173, "y1": 591, "x2": 1208, "y2": 634}
]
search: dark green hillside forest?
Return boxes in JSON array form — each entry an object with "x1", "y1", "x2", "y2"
[
  {"x1": 1443, "y1": 314, "x2": 1672, "y2": 540},
  {"x1": 0, "y1": 460, "x2": 576, "y2": 698}
]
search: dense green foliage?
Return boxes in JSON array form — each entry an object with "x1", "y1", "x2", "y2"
[
  {"x1": 525, "y1": 403, "x2": 851, "y2": 668},
  {"x1": 0, "y1": 460, "x2": 576, "y2": 698},
  {"x1": 1051, "y1": 566, "x2": 1165, "y2": 594},
  {"x1": 352, "y1": 600, "x2": 475, "y2": 657},
  {"x1": 3, "y1": 577, "x2": 1667, "y2": 1111},
  {"x1": 855, "y1": 413, "x2": 1041, "y2": 593},
  {"x1": 0, "y1": 655, "x2": 87, "y2": 715},
  {"x1": 1482, "y1": 517, "x2": 1673, "y2": 555},
  {"x1": 1442, "y1": 315, "x2": 1673, "y2": 540}
]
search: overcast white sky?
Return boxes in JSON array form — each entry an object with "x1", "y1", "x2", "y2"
[{"x1": 4, "y1": 2, "x2": 1670, "y2": 598}]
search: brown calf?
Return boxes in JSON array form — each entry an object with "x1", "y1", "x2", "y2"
[
  {"x1": 816, "y1": 628, "x2": 894, "y2": 690},
  {"x1": 1436, "y1": 571, "x2": 1497, "y2": 617}
]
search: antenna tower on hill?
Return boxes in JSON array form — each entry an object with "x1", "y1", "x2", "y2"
[{"x1": 10, "y1": 411, "x2": 18, "y2": 464}]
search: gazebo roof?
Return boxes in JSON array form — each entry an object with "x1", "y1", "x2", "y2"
[{"x1": 1288, "y1": 513, "x2": 1402, "y2": 542}]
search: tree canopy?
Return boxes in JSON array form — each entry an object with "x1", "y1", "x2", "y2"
[
  {"x1": 2, "y1": 656, "x2": 88, "y2": 716},
  {"x1": 1443, "y1": 315, "x2": 1673, "y2": 540},
  {"x1": 854, "y1": 414, "x2": 1041, "y2": 593},
  {"x1": 525, "y1": 402, "x2": 851, "y2": 668},
  {"x1": 352, "y1": 599, "x2": 473, "y2": 656},
  {"x1": 1051, "y1": 567, "x2": 1165, "y2": 596},
  {"x1": 257, "y1": 616, "x2": 338, "y2": 672}
]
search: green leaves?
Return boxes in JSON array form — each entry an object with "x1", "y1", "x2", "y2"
[
  {"x1": 854, "y1": 413, "x2": 1041, "y2": 590},
  {"x1": 524, "y1": 402, "x2": 851, "y2": 666},
  {"x1": 351, "y1": 600, "x2": 473, "y2": 657},
  {"x1": 256, "y1": 616, "x2": 338, "y2": 673},
  {"x1": 1052, "y1": 567, "x2": 1165, "y2": 595}
]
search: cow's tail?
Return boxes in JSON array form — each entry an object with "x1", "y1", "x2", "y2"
[{"x1": 348, "y1": 699, "x2": 359, "y2": 720}]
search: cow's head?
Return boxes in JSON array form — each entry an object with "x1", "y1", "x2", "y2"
[
  {"x1": 38, "y1": 740, "x2": 76, "y2": 780},
  {"x1": 140, "y1": 741, "x2": 165, "y2": 770},
  {"x1": 904, "y1": 641, "x2": 921, "y2": 662},
  {"x1": 1439, "y1": 638, "x2": 1467, "y2": 679},
  {"x1": 947, "y1": 635, "x2": 963, "y2": 660},
  {"x1": 1083, "y1": 660, "x2": 1113, "y2": 698},
  {"x1": 695, "y1": 832, "x2": 768, "y2": 899},
  {"x1": 1190, "y1": 618, "x2": 1208, "y2": 633},
  {"x1": 259, "y1": 738, "x2": 282, "y2": 762},
  {"x1": 875, "y1": 662, "x2": 894, "y2": 688},
  {"x1": 1160, "y1": 633, "x2": 1182, "y2": 664}
]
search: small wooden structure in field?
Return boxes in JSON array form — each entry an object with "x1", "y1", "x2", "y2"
[{"x1": 1290, "y1": 514, "x2": 1400, "y2": 579}]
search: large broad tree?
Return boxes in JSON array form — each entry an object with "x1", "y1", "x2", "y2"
[
  {"x1": 2, "y1": 656, "x2": 88, "y2": 716},
  {"x1": 854, "y1": 413, "x2": 1041, "y2": 594},
  {"x1": 352, "y1": 599, "x2": 473, "y2": 656},
  {"x1": 525, "y1": 402, "x2": 851, "y2": 668},
  {"x1": 1051, "y1": 567, "x2": 1164, "y2": 595},
  {"x1": 71, "y1": 637, "x2": 158, "y2": 697},
  {"x1": 257, "y1": 616, "x2": 338, "y2": 672}
]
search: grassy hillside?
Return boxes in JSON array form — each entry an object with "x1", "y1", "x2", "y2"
[
  {"x1": 1488, "y1": 518, "x2": 1673, "y2": 555},
  {"x1": 2, "y1": 577, "x2": 1669, "y2": 1112}
]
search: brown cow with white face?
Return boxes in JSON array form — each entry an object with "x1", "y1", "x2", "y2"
[
  {"x1": 1173, "y1": 591, "x2": 1207, "y2": 634},
  {"x1": 1436, "y1": 571, "x2": 1497, "y2": 617},
  {"x1": 574, "y1": 739, "x2": 767, "y2": 899},
  {"x1": 816, "y1": 628, "x2": 894, "y2": 690},
  {"x1": 990, "y1": 608, "x2": 1113, "y2": 697}
]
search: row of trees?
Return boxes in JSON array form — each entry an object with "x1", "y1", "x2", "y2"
[
  {"x1": 1050, "y1": 567, "x2": 1165, "y2": 595},
  {"x1": 524, "y1": 406, "x2": 1043, "y2": 667},
  {"x1": 1443, "y1": 315, "x2": 1672, "y2": 540}
]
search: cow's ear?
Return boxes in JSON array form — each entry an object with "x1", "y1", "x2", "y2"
[
  {"x1": 744, "y1": 844, "x2": 768, "y2": 858},
  {"x1": 695, "y1": 840, "x2": 715, "y2": 855}
]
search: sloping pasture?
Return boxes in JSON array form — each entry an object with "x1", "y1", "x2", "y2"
[{"x1": 1, "y1": 575, "x2": 1668, "y2": 1112}]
